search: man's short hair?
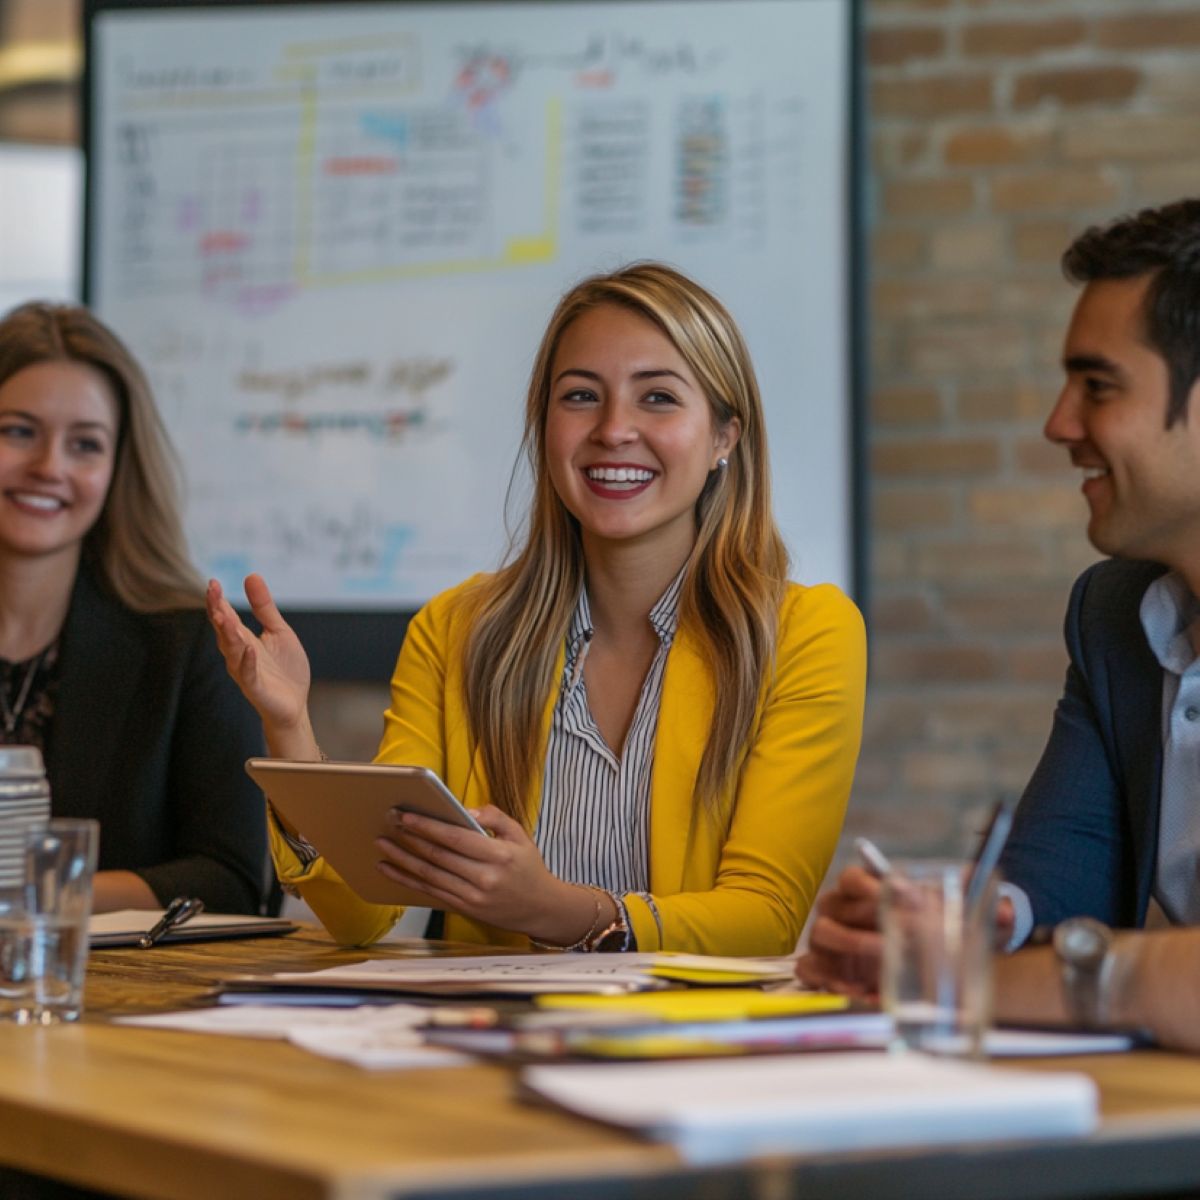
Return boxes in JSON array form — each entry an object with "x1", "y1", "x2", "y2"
[{"x1": 1063, "y1": 198, "x2": 1200, "y2": 427}]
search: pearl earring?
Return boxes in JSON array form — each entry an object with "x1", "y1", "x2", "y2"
[{"x1": 717, "y1": 457, "x2": 729, "y2": 470}]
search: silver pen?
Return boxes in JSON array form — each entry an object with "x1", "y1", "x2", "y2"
[
  {"x1": 853, "y1": 836, "x2": 893, "y2": 880},
  {"x1": 138, "y1": 896, "x2": 205, "y2": 949}
]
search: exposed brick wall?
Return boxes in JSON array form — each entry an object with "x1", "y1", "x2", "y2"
[{"x1": 856, "y1": 0, "x2": 1200, "y2": 859}]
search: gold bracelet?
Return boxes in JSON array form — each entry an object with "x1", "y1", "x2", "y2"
[{"x1": 529, "y1": 886, "x2": 606, "y2": 953}]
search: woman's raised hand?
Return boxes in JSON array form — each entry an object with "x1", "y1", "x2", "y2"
[{"x1": 206, "y1": 574, "x2": 318, "y2": 757}]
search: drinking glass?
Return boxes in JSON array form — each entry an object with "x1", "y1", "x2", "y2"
[
  {"x1": 0, "y1": 819, "x2": 99, "y2": 1024},
  {"x1": 880, "y1": 859, "x2": 996, "y2": 1058}
]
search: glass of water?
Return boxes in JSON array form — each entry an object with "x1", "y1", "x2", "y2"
[
  {"x1": 880, "y1": 859, "x2": 996, "y2": 1058},
  {"x1": 0, "y1": 819, "x2": 99, "y2": 1024}
]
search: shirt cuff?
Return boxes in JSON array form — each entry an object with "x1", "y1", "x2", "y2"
[{"x1": 999, "y1": 881, "x2": 1035, "y2": 952}]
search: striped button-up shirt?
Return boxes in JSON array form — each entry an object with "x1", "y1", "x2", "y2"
[{"x1": 534, "y1": 569, "x2": 684, "y2": 894}]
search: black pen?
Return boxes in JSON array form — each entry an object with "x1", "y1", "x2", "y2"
[
  {"x1": 138, "y1": 896, "x2": 205, "y2": 949},
  {"x1": 964, "y1": 794, "x2": 1019, "y2": 919}
]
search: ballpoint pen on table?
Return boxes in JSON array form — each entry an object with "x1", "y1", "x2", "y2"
[{"x1": 138, "y1": 896, "x2": 205, "y2": 949}]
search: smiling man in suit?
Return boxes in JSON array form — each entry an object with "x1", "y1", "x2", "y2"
[{"x1": 799, "y1": 197, "x2": 1200, "y2": 993}]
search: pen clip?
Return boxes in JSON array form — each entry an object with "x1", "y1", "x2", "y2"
[{"x1": 137, "y1": 896, "x2": 205, "y2": 949}]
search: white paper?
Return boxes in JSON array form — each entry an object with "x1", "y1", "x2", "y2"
[
  {"x1": 266, "y1": 951, "x2": 787, "y2": 995},
  {"x1": 523, "y1": 1052, "x2": 1098, "y2": 1164},
  {"x1": 118, "y1": 1003, "x2": 467, "y2": 1069}
]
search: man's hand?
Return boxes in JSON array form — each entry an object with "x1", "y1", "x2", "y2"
[
  {"x1": 795, "y1": 865, "x2": 883, "y2": 996},
  {"x1": 795, "y1": 864, "x2": 1018, "y2": 996}
]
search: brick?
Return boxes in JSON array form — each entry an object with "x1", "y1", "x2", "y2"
[
  {"x1": 1014, "y1": 219, "x2": 1074, "y2": 264},
  {"x1": 872, "y1": 437, "x2": 1000, "y2": 478},
  {"x1": 958, "y1": 382, "x2": 1049, "y2": 423},
  {"x1": 873, "y1": 539, "x2": 912, "y2": 583},
  {"x1": 1051, "y1": 533, "x2": 1104, "y2": 580},
  {"x1": 1095, "y1": 13, "x2": 1200, "y2": 50},
  {"x1": 1146, "y1": 66, "x2": 1200, "y2": 108},
  {"x1": 915, "y1": 538, "x2": 1048, "y2": 582},
  {"x1": 1009, "y1": 641, "x2": 1069, "y2": 684},
  {"x1": 991, "y1": 168, "x2": 1120, "y2": 213},
  {"x1": 907, "y1": 319, "x2": 1027, "y2": 372},
  {"x1": 925, "y1": 691, "x2": 1056, "y2": 742},
  {"x1": 903, "y1": 748, "x2": 995, "y2": 792},
  {"x1": 1013, "y1": 66, "x2": 1141, "y2": 110},
  {"x1": 929, "y1": 222, "x2": 1005, "y2": 271},
  {"x1": 884, "y1": 176, "x2": 976, "y2": 218},
  {"x1": 873, "y1": 277, "x2": 993, "y2": 319},
  {"x1": 873, "y1": 227, "x2": 927, "y2": 269},
  {"x1": 1062, "y1": 114, "x2": 1199, "y2": 163},
  {"x1": 990, "y1": 744, "x2": 1050, "y2": 794},
  {"x1": 942, "y1": 588, "x2": 1067, "y2": 634},
  {"x1": 873, "y1": 642, "x2": 999, "y2": 684},
  {"x1": 961, "y1": 17, "x2": 1085, "y2": 57},
  {"x1": 873, "y1": 74, "x2": 993, "y2": 119},
  {"x1": 871, "y1": 384, "x2": 941, "y2": 425},
  {"x1": 994, "y1": 279, "x2": 1074, "y2": 319},
  {"x1": 969, "y1": 483, "x2": 1081, "y2": 528},
  {"x1": 872, "y1": 129, "x2": 929, "y2": 171},
  {"x1": 1131, "y1": 164, "x2": 1200, "y2": 210},
  {"x1": 839, "y1": 795, "x2": 958, "y2": 858},
  {"x1": 872, "y1": 592, "x2": 940, "y2": 634},
  {"x1": 870, "y1": 324, "x2": 900, "y2": 374},
  {"x1": 873, "y1": 487, "x2": 957, "y2": 532},
  {"x1": 943, "y1": 125, "x2": 1053, "y2": 167},
  {"x1": 867, "y1": 26, "x2": 946, "y2": 66},
  {"x1": 1033, "y1": 322, "x2": 1067, "y2": 373},
  {"x1": 1016, "y1": 436, "x2": 1072, "y2": 474},
  {"x1": 862, "y1": 694, "x2": 931, "y2": 747}
]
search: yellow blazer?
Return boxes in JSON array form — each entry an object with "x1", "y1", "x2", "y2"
[{"x1": 272, "y1": 575, "x2": 866, "y2": 955}]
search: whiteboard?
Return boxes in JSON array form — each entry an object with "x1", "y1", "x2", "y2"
[{"x1": 84, "y1": 1, "x2": 857, "y2": 626}]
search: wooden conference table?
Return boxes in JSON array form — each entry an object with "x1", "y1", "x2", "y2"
[{"x1": 1, "y1": 930, "x2": 1200, "y2": 1200}]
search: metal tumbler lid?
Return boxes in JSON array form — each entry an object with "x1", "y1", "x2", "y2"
[{"x1": 0, "y1": 745, "x2": 46, "y2": 777}]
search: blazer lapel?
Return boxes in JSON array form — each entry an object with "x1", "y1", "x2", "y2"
[
  {"x1": 48, "y1": 568, "x2": 146, "y2": 820},
  {"x1": 648, "y1": 625, "x2": 712, "y2": 894}
]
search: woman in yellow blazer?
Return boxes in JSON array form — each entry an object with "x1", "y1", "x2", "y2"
[{"x1": 209, "y1": 263, "x2": 865, "y2": 956}]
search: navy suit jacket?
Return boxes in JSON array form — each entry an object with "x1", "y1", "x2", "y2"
[
  {"x1": 45, "y1": 564, "x2": 268, "y2": 913},
  {"x1": 1000, "y1": 557, "x2": 1167, "y2": 931}
]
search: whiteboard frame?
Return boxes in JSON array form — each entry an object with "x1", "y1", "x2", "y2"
[{"x1": 82, "y1": 0, "x2": 866, "y2": 681}]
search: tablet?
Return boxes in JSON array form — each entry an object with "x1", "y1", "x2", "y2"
[{"x1": 245, "y1": 758, "x2": 486, "y2": 906}]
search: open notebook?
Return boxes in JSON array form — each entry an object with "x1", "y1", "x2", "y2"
[{"x1": 89, "y1": 909, "x2": 296, "y2": 949}]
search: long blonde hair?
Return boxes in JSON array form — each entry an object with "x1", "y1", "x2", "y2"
[
  {"x1": 462, "y1": 263, "x2": 789, "y2": 822},
  {"x1": 0, "y1": 302, "x2": 203, "y2": 612}
]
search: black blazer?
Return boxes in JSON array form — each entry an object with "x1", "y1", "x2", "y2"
[
  {"x1": 1001, "y1": 557, "x2": 1166, "y2": 931},
  {"x1": 45, "y1": 565, "x2": 268, "y2": 913}
]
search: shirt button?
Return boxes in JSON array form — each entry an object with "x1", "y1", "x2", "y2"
[{"x1": 1186, "y1": 706, "x2": 1200, "y2": 722}]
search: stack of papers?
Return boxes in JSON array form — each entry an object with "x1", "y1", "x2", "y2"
[
  {"x1": 522, "y1": 1052, "x2": 1099, "y2": 1163},
  {"x1": 224, "y1": 952, "x2": 792, "y2": 999}
]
